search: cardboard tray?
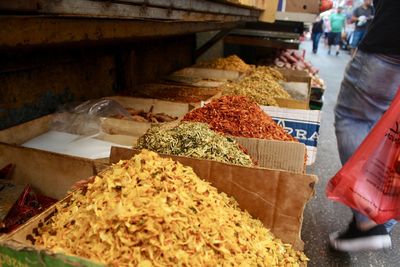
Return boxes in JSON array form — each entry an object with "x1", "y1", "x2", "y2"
[
  {"x1": 0, "y1": 96, "x2": 192, "y2": 158},
  {"x1": 0, "y1": 148, "x2": 317, "y2": 266},
  {"x1": 0, "y1": 114, "x2": 130, "y2": 167},
  {"x1": 0, "y1": 144, "x2": 98, "y2": 201},
  {"x1": 109, "y1": 147, "x2": 317, "y2": 250},
  {"x1": 276, "y1": 69, "x2": 312, "y2": 110},
  {"x1": 132, "y1": 83, "x2": 222, "y2": 108},
  {"x1": 101, "y1": 118, "x2": 307, "y2": 174},
  {"x1": 166, "y1": 67, "x2": 245, "y2": 87}
]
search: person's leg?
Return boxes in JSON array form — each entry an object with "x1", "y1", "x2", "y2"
[
  {"x1": 311, "y1": 33, "x2": 317, "y2": 53},
  {"x1": 350, "y1": 30, "x2": 365, "y2": 57},
  {"x1": 331, "y1": 51, "x2": 400, "y2": 251},
  {"x1": 328, "y1": 32, "x2": 334, "y2": 54},
  {"x1": 335, "y1": 32, "x2": 341, "y2": 55},
  {"x1": 315, "y1": 32, "x2": 322, "y2": 52}
]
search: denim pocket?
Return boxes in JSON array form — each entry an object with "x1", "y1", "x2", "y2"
[{"x1": 358, "y1": 52, "x2": 400, "y2": 102}]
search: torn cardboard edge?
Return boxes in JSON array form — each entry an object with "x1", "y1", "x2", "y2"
[
  {"x1": 110, "y1": 147, "x2": 318, "y2": 250},
  {"x1": 232, "y1": 136, "x2": 306, "y2": 173}
]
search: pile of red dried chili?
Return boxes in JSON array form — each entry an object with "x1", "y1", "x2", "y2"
[
  {"x1": 0, "y1": 185, "x2": 57, "y2": 233},
  {"x1": 183, "y1": 95, "x2": 297, "y2": 142}
]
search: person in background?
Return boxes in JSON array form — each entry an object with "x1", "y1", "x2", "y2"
[
  {"x1": 311, "y1": 16, "x2": 324, "y2": 54},
  {"x1": 328, "y1": 7, "x2": 346, "y2": 56},
  {"x1": 323, "y1": 16, "x2": 331, "y2": 47},
  {"x1": 330, "y1": 0, "x2": 400, "y2": 252},
  {"x1": 350, "y1": 0, "x2": 374, "y2": 56}
]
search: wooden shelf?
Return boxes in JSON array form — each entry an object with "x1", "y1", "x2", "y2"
[
  {"x1": 0, "y1": 16, "x2": 244, "y2": 50},
  {"x1": 0, "y1": 0, "x2": 262, "y2": 22},
  {"x1": 225, "y1": 34, "x2": 299, "y2": 49}
]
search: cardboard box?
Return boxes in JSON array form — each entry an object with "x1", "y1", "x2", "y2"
[
  {"x1": 101, "y1": 96, "x2": 191, "y2": 139},
  {"x1": 101, "y1": 118, "x2": 307, "y2": 173},
  {"x1": 0, "y1": 144, "x2": 97, "y2": 201},
  {"x1": 277, "y1": 0, "x2": 319, "y2": 14},
  {"x1": 109, "y1": 148, "x2": 317, "y2": 250},
  {"x1": 0, "y1": 147, "x2": 316, "y2": 266},
  {"x1": 232, "y1": 136, "x2": 306, "y2": 173},
  {"x1": 0, "y1": 114, "x2": 123, "y2": 168},
  {"x1": 166, "y1": 67, "x2": 245, "y2": 88},
  {"x1": 105, "y1": 96, "x2": 191, "y2": 118},
  {"x1": 0, "y1": 96, "x2": 191, "y2": 159},
  {"x1": 276, "y1": 68, "x2": 312, "y2": 110},
  {"x1": 262, "y1": 106, "x2": 321, "y2": 165}
]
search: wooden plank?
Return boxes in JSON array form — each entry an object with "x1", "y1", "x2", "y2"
[
  {"x1": 112, "y1": 0, "x2": 262, "y2": 15},
  {"x1": 275, "y1": 11, "x2": 317, "y2": 23},
  {"x1": 224, "y1": 35, "x2": 299, "y2": 49},
  {"x1": 285, "y1": 0, "x2": 319, "y2": 14},
  {"x1": 259, "y1": 0, "x2": 279, "y2": 23},
  {"x1": 0, "y1": 0, "x2": 38, "y2": 12},
  {"x1": 0, "y1": 17, "x2": 241, "y2": 50},
  {"x1": 34, "y1": 0, "x2": 259, "y2": 21}
]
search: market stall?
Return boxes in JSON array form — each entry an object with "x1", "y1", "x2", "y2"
[{"x1": 0, "y1": 0, "x2": 323, "y2": 266}]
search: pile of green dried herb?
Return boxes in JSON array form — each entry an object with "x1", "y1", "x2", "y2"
[{"x1": 135, "y1": 122, "x2": 254, "y2": 166}]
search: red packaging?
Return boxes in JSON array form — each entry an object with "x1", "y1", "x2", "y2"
[{"x1": 327, "y1": 89, "x2": 400, "y2": 224}]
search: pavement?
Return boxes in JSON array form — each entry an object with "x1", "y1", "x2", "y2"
[{"x1": 300, "y1": 41, "x2": 400, "y2": 267}]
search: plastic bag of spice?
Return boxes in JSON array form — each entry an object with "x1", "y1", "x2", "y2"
[{"x1": 327, "y1": 89, "x2": 400, "y2": 224}]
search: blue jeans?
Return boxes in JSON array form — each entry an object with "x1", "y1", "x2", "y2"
[
  {"x1": 311, "y1": 32, "x2": 323, "y2": 52},
  {"x1": 334, "y1": 50, "x2": 400, "y2": 232},
  {"x1": 351, "y1": 30, "x2": 366, "y2": 49}
]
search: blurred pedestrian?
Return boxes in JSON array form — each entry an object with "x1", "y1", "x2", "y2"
[
  {"x1": 311, "y1": 16, "x2": 324, "y2": 53},
  {"x1": 328, "y1": 7, "x2": 346, "y2": 56},
  {"x1": 350, "y1": 0, "x2": 374, "y2": 56},
  {"x1": 323, "y1": 16, "x2": 331, "y2": 47},
  {"x1": 330, "y1": 0, "x2": 400, "y2": 252}
]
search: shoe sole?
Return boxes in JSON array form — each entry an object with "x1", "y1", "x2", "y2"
[{"x1": 329, "y1": 231, "x2": 392, "y2": 252}]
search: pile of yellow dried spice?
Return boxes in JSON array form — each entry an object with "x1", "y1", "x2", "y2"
[
  {"x1": 136, "y1": 122, "x2": 254, "y2": 167},
  {"x1": 223, "y1": 65, "x2": 291, "y2": 106},
  {"x1": 195, "y1": 55, "x2": 251, "y2": 73},
  {"x1": 35, "y1": 150, "x2": 308, "y2": 267}
]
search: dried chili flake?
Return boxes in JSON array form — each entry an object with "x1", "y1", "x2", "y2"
[{"x1": 183, "y1": 96, "x2": 297, "y2": 142}]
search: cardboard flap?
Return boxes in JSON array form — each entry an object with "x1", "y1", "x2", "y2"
[
  {"x1": 0, "y1": 115, "x2": 52, "y2": 145},
  {"x1": 0, "y1": 143, "x2": 97, "y2": 200},
  {"x1": 170, "y1": 67, "x2": 242, "y2": 81},
  {"x1": 275, "y1": 98, "x2": 309, "y2": 110},
  {"x1": 232, "y1": 137, "x2": 306, "y2": 173},
  {"x1": 104, "y1": 96, "x2": 190, "y2": 117},
  {"x1": 109, "y1": 147, "x2": 317, "y2": 250}
]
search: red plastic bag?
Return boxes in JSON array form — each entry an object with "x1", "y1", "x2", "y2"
[{"x1": 327, "y1": 89, "x2": 400, "y2": 224}]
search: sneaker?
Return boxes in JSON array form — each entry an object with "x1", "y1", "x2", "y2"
[
  {"x1": 329, "y1": 219, "x2": 392, "y2": 252},
  {"x1": 328, "y1": 50, "x2": 331, "y2": 55},
  {"x1": 336, "y1": 51, "x2": 340, "y2": 56}
]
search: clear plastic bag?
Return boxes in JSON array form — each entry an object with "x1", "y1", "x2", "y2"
[
  {"x1": 51, "y1": 99, "x2": 131, "y2": 137},
  {"x1": 327, "y1": 89, "x2": 400, "y2": 223}
]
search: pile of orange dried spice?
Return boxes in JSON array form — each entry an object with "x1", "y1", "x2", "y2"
[{"x1": 183, "y1": 95, "x2": 297, "y2": 142}]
